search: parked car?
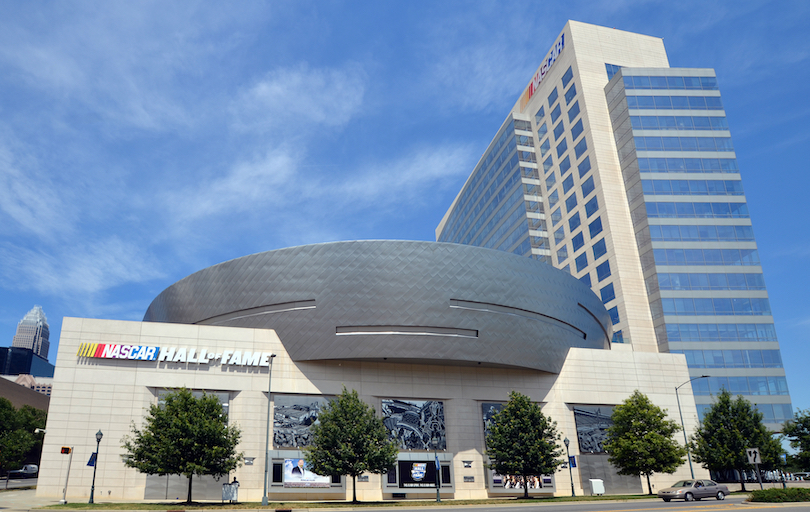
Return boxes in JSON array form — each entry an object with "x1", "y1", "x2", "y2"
[
  {"x1": 657, "y1": 479, "x2": 729, "y2": 502},
  {"x1": 7, "y1": 465, "x2": 38, "y2": 479}
]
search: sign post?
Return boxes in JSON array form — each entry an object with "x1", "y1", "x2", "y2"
[
  {"x1": 60, "y1": 447, "x2": 73, "y2": 504},
  {"x1": 747, "y1": 447, "x2": 763, "y2": 490}
]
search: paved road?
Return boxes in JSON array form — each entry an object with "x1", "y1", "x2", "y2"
[
  {"x1": 3, "y1": 490, "x2": 810, "y2": 512},
  {"x1": 1, "y1": 477, "x2": 38, "y2": 490}
]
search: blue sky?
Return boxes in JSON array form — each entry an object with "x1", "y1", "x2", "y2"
[{"x1": 1, "y1": 1, "x2": 808, "y2": 410}]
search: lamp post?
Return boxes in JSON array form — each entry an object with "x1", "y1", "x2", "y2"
[
  {"x1": 563, "y1": 437, "x2": 575, "y2": 497},
  {"x1": 676, "y1": 375, "x2": 709, "y2": 479},
  {"x1": 261, "y1": 354, "x2": 277, "y2": 507},
  {"x1": 88, "y1": 430, "x2": 103, "y2": 504}
]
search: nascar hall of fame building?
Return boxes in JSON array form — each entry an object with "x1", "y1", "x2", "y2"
[{"x1": 36, "y1": 240, "x2": 704, "y2": 502}]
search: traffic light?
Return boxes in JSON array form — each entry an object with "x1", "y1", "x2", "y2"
[{"x1": 61, "y1": 447, "x2": 71, "y2": 454}]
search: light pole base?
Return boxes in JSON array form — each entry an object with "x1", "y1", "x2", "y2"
[
  {"x1": 261, "y1": 496, "x2": 268, "y2": 506},
  {"x1": 59, "y1": 500, "x2": 67, "y2": 505}
]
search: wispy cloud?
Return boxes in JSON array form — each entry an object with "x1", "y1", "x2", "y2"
[
  {"x1": 231, "y1": 63, "x2": 367, "y2": 133},
  {"x1": 0, "y1": 238, "x2": 163, "y2": 298},
  {"x1": 0, "y1": 138, "x2": 74, "y2": 239}
]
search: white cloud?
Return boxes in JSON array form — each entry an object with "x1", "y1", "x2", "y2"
[
  {"x1": 0, "y1": 238, "x2": 163, "y2": 298},
  {"x1": 331, "y1": 144, "x2": 476, "y2": 207},
  {"x1": 231, "y1": 63, "x2": 367, "y2": 133},
  {"x1": 0, "y1": 139, "x2": 74, "y2": 239},
  {"x1": 166, "y1": 146, "x2": 299, "y2": 224}
]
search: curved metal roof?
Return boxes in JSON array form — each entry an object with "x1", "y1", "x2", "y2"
[{"x1": 144, "y1": 241, "x2": 611, "y2": 373}]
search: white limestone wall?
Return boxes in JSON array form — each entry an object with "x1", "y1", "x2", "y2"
[{"x1": 38, "y1": 318, "x2": 704, "y2": 502}]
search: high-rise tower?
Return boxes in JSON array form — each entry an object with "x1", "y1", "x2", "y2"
[
  {"x1": 12, "y1": 305, "x2": 50, "y2": 359},
  {"x1": 436, "y1": 21, "x2": 791, "y2": 429}
]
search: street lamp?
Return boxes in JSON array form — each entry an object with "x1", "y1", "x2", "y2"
[
  {"x1": 261, "y1": 354, "x2": 277, "y2": 507},
  {"x1": 676, "y1": 375, "x2": 709, "y2": 479},
  {"x1": 89, "y1": 430, "x2": 103, "y2": 504},
  {"x1": 563, "y1": 437, "x2": 575, "y2": 497}
]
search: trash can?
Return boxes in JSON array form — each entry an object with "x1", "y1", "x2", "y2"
[
  {"x1": 589, "y1": 478, "x2": 604, "y2": 496},
  {"x1": 222, "y1": 482, "x2": 239, "y2": 503}
]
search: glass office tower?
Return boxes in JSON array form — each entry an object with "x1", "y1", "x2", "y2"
[
  {"x1": 12, "y1": 305, "x2": 50, "y2": 359},
  {"x1": 436, "y1": 21, "x2": 792, "y2": 429}
]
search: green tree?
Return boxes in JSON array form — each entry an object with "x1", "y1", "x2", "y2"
[
  {"x1": 783, "y1": 409, "x2": 810, "y2": 471},
  {"x1": 691, "y1": 390, "x2": 781, "y2": 491},
  {"x1": 603, "y1": 390, "x2": 686, "y2": 495},
  {"x1": 122, "y1": 388, "x2": 242, "y2": 504},
  {"x1": 305, "y1": 387, "x2": 398, "y2": 503},
  {"x1": 0, "y1": 398, "x2": 46, "y2": 474},
  {"x1": 485, "y1": 391, "x2": 564, "y2": 499}
]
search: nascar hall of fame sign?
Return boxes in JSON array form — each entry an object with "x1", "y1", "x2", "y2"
[
  {"x1": 76, "y1": 343, "x2": 275, "y2": 367},
  {"x1": 519, "y1": 33, "x2": 565, "y2": 111}
]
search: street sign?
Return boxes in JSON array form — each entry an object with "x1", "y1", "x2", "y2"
[
  {"x1": 61, "y1": 447, "x2": 71, "y2": 454},
  {"x1": 569, "y1": 456, "x2": 577, "y2": 468},
  {"x1": 87, "y1": 452, "x2": 97, "y2": 467},
  {"x1": 747, "y1": 447, "x2": 761, "y2": 464}
]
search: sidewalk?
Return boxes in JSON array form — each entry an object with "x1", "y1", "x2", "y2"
[{"x1": 0, "y1": 488, "x2": 62, "y2": 512}]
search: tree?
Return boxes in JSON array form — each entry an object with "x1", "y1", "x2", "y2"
[
  {"x1": 691, "y1": 390, "x2": 781, "y2": 491},
  {"x1": 122, "y1": 388, "x2": 242, "y2": 504},
  {"x1": 782, "y1": 409, "x2": 810, "y2": 470},
  {"x1": 603, "y1": 390, "x2": 686, "y2": 495},
  {"x1": 305, "y1": 387, "x2": 398, "y2": 503},
  {"x1": 0, "y1": 398, "x2": 46, "y2": 474},
  {"x1": 485, "y1": 391, "x2": 564, "y2": 499}
]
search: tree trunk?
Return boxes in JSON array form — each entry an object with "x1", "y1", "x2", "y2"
[
  {"x1": 646, "y1": 474, "x2": 653, "y2": 495},
  {"x1": 186, "y1": 474, "x2": 193, "y2": 504},
  {"x1": 352, "y1": 474, "x2": 357, "y2": 503},
  {"x1": 738, "y1": 468, "x2": 747, "y2": 492},
  {"x1": 523, "y1": 475, "x2": 529, "y2": 499}
]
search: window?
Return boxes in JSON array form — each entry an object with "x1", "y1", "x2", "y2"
[
  {"x1": 572, "y1": 232, "x2": 584, "y2": 252},
  {"x1": 557, "y1": 246, "x2": 568, "y2": 262},
  {"x1": 564, "y1": 83, "x2": 577, "y2": 104},
  {"x1": 581, "y1": 176, "x2": 595, "y2": 197},
  {"x1": 551, "y1": 207, "x2": 562, "y2": 225},
  {"x1": 589, "y1": 217, "x2": 603, "y2": 238},
  {"x1": 568, "y1": 101, "x2": 580, "y2": 122},
  {"x1": 543, "y1": 156, "x2": 553, "y2": 174},
  {"x1": 568, "y1": 212, "x2": 581, "y2": 231},
  {"x1": 571, "y1": 119, "x2": 584, "y2": 141},
  {"x1": 559, "y1": 156, "x2": 571, "y2": 176},
  {"x1": 537, "y1": 122, "x2": 548, "y2": 139},
  {"x1": 553, "y1": 122, "x2": 565, "y2": 141},
  {"x1": 554, "y1": 226, "x2": 565, "y2": 243},
  {"x1": 611, "y1": 330, "x2": 624, "y2": 343},
  {"x1": 596, "y1": 260, "x2": 612, "y2": 282},
  {"x1": 578, "y1": 156, "x2": 591, "y2": 178},
  {"x1": 562, "y1": 66, "x2": 574, "y2": 87},
  {"x1": 535, "y1": 106, "x2": 545, "y2": 124},
  {"x1": 565, "y1": 193, "x2": 578, "y2": 213},
  {"x1": 575, "y1": 252, "x2": 588, "y2": 272},
  {"x1": 556, "y1": 138, "x2": 568, "y2": 157},
  {"x1": 592, "y1": 238, "x2": 607, "y2": 260},
  {"x1": 539, "y1": 138, "x2": 550, "y2": 157},
  {"x1": 545, "y1": 172, "x2": 556, "y2": 189},
  {"x1": 548, "y1": 190, "x2": 559, "y2": 208},
  {"x1": 608, "y1": 306, "x2": 620, "y2": 325},
  {"x1": 562, "y1": 174, "x2": 575, "y2": 194},
  {"x1": 579, "y1": 273, "x2": 592, "y2": 288},
  {"x1": 600, "y1": 282, "x2": 616, "y2": 304},
  {"x1": 551, "y1": 104, "x2": 562, "y2": 123},
  {"x1": 548, "y1": 87, "x2": 559, "y2": 107},
  {"x1": 574, "y1": 137, "x2": 588, "y2": 159}
]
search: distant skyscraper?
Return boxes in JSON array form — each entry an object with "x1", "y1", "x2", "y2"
[
  {"x1": 12, "y1": 305, "x2": 50, "y2": 359},
  {"x1": 437, "y1": 21, "x2": 792, "y2": 429}
]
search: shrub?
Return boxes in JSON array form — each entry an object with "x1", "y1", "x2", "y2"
[{"x1": 749, "y1": 488, "x2": 810, "y2": 502}]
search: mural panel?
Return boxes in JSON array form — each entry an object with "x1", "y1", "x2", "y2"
[
  {"x1": 381, "y1": 399, "x2": 446, "y2": 450},
  {"x1": 573, "y1": 405, "x2": 614, "y2": 453},
  {"x1": 273, "y1": 395, "x2": 330, "y2": 448}
]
